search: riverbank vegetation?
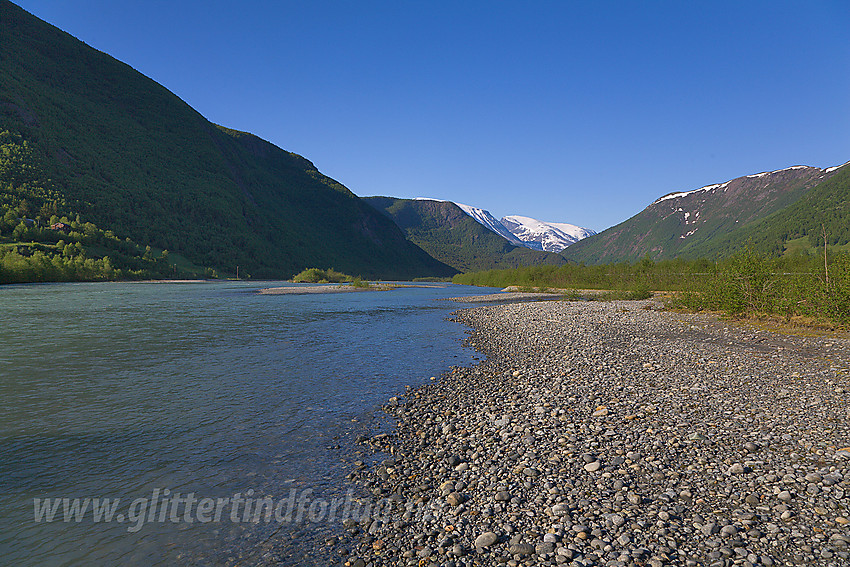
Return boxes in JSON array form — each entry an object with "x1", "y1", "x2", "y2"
[
  {"x1": 454, "y1": 250, "x2": 850, "y2": 327},
  {"x1": 673, "y1": 248, "x2": 850, "y2": 327},
  {"x1": 291, "y1": 267, "x2": 359, "y2": 284}
]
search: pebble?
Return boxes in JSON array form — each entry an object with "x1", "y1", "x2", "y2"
[
  {"x1": 446, "y1": 492, "x2": 464, "y2": 506},
  {"x1": 727, "y1": 462, "x2": 745, "y2": 475},
  {"x1": 508, "y1": 543, "x2": 535, "y2": 555},
  {"x1": 591, "y1": 406, "x2": 609, "y2": 417},
  {"x1": 474, "y1": 532, "x2": 499, "y2": 549}
]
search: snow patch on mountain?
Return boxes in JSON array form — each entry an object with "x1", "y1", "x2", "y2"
[
  {"x1": 824, "y1": 161, "x2": 850, "y2": 174},
  {"x1": 653, "y1": 181, "x2": 730, "y2": 205},
  {"x1": 746, "y1": 165, "x2": 811, "y2": 179}
]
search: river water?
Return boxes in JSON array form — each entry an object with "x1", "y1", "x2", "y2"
[{"x1": 0, "y1": 281, "x2": 492, "y2": 566}]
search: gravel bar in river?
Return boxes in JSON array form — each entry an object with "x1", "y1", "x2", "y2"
[{"x1": 339, "y1": 299, "x2": 850, "y2": 567}]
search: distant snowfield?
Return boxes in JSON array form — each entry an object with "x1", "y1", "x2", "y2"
[
  {"x1": 411, "y1": 198, "x2": 596, "y2": 251},
  {"x1": 501, "y1": 215, "x2": 596, "y2": 252}
]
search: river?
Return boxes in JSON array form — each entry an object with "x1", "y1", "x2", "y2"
[{"x1": 0, "y1": 281, "x2": 492, "y2": 566}]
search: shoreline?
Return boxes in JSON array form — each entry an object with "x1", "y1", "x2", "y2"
[
  {"x1": 258, "y1": 284, "x2": 392, "y2": 295},
  {"x1": 258, "y1": 283, "x2": 444, "y2": 295},
  {"x1": 338, "y1": 299, "x2": 850, "y2": 566}
]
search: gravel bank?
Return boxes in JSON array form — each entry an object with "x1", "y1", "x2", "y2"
[
  {"x1": 339, "y1": 300, "x2": 850, "y2": 567},
  {"x1": 444, "y1": 292, "x2": 561, "y2": 303}
]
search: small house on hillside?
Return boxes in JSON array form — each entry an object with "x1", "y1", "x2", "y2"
[{"x1": 50, "y1": 222, "x2": 71, "y2": 232}]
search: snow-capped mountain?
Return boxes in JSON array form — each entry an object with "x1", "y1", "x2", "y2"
[
  {"x1": 451, "y1": 203, "x2": 594, "y2": 252},
  {"x1": 454, "y1": 203, "x2": 526, "y2": 246},
  {"x1": 415, "y1": 199, "x2": 594, "y2": 252},
  {"x1": 501, "y1": 215, "x2": 597, "y2": 253}
]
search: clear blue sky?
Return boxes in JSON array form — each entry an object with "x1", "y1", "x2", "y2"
[{"x1": 14, "y1": 1, "x2": 850, "y2": 232}]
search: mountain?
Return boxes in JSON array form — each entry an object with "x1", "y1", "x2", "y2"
[
  {"x1": 500, "y1": 215, "x2": 597, "y2": 252},
  {"x1": 562, "y1": 165, "x2": 840, "y2": 264},
  {"x1": 0, "y1": 0, "x2": 453, "y2": 280},
  {"x1": 364, "y1": 197, "x2": 566, "y2": 272}
]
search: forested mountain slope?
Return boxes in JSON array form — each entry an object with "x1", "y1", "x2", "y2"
[{"x1": 0, "y1": 0, "x2": 452, "y2": 280}]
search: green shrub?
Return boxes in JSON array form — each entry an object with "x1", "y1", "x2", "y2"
[{"x1": 292, "y1": 267, "x2": 352, "y2": 283}]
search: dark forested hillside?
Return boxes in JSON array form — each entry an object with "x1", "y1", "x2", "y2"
[{"x1": 0, "y1": 0, "x2": 452, "y2": 280}]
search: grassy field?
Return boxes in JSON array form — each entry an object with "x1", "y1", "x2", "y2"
[{"x1": 782, "y1": 236, "x2": 850, "y2": 257}]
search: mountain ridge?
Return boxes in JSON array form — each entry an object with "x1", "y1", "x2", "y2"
[{"x1": 682, "y1": 162, "x2": 850, "y2": 258}]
